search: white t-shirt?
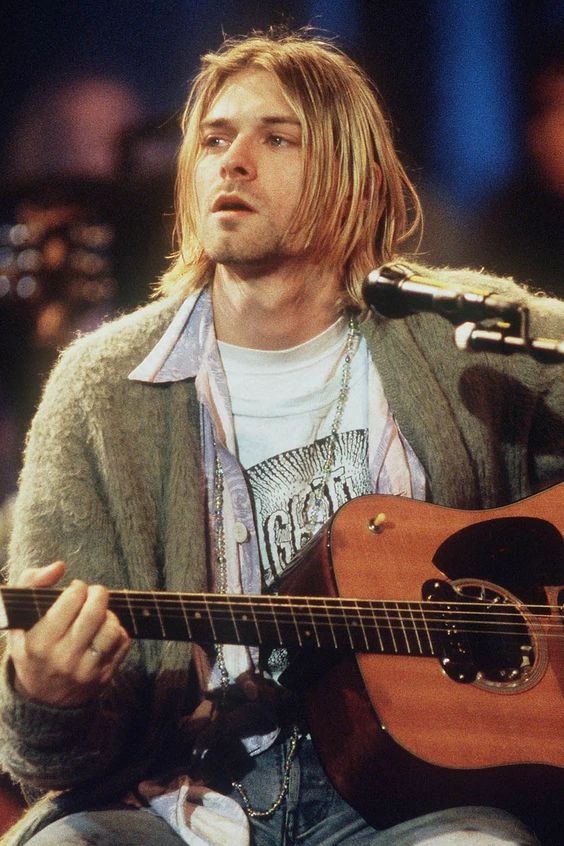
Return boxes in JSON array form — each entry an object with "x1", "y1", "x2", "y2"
[{"x1": 218, "y1": 317, "x2": 372, "y2": 588}]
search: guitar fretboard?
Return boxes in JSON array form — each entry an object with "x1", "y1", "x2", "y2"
[{"x1": 0, "y1": 586, "x2": 531, "y2": 658}]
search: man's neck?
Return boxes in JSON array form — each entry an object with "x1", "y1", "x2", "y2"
[{"x1": 211, "y1": 261, "x2": 344, "y2": 350}]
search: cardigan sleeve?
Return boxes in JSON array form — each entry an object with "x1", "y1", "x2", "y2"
[
  {"x1": 0, "y1": 342, "x2": 149, "y2": 792},
  {"x1": 0, "y1": 657, "x2": 142, "y2": 792},
  {"x1": 504, "y1": 285, "x2": 564, "y2": 493}
]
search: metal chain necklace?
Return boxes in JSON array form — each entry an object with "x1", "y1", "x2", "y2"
[
  {"x1": 212, "y1": 456, "x2": 231, "y2": 695},
  {"x1": 213, "y1": 453, "x2": 299, "y2": 817},
  {"x1": 231, "y1": 726, "x2": 300, "y2": 818},
  {"x1": 302, "y1": 314, "x2": 359, "y2": 541},
  {"x1": 212, "y1": 313, "x2": 358, "y2": 817}
]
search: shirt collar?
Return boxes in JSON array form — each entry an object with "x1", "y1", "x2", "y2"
[{"x1": 128, "y1": 288, "x2": 211, "y2": 383}]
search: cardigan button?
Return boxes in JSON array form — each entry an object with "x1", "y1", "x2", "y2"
[{"x1": 234, "y1": 521, "x2": 249, "y2": 543}]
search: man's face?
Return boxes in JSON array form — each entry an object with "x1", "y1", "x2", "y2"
[{"x1": 194, "y1": 69, "x2": 305, "y2": 271}]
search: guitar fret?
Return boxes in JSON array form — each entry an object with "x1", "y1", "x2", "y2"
[
  {"x1": 288, "y1": 598, "x2": 303, "y2": 646},
  {"x1": 270, "y1": 596, "x2": 283, "y2": 646},
  {"x1": 123, "y1": 591, "x2": 139, "y2": 637},
  {"x1": 370, "y1": 602, "x2": 386, "y2": 653},
  {"x1": 325, "y1": 599, "x2": 339, "y2": 649},
  {"x1": 407, "y1": 603, "x2": 424, "y2": 655},
  {"x1": 306, "y1": 598, "x2": 321, "y2": 647},
  {"x1": 383, "y1": 603, "x2": 399, "y2": 653},
  {"x1": 355, "y1": 601, "x2": 370, "y2": 651},
  {"x1": 202, "y1": 595, "x2": 218, "y2": 641},
  {"x1": 345, "y1": 602, "x2": 359, "y2": 646},
  {"x1": 396, "y1": 602, "x2": 412, "y2": 654},
  {"x1": 178, "y1": 594, "x2": 193, "y2": 641},
  {"x1": 227, "y1": 597, "x2": 241, "y2": 643},
  {"x1": 343, "y1": 603, "x2": 355, "y2": 649},
  {"x1": 420, "y1": 603, "x2": 435, "y2": 654},
  {"x1": 397, "y1": 602, "x2": 421, "y2": 655},
  {"x1": 407, "y1": 602, "x2": 426, "y2": 655},
  {"x1": 152, "y1": 592, "x2": 166, "y2": 638},
  {"x1": 248, "y1": 600, "x2": 262, "y2": 644}
]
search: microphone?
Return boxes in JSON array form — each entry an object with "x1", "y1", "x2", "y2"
[{"x1": 363, "y1": 263, "x2": 521, "y2": 323}]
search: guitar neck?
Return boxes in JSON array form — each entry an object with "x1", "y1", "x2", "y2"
[{"x1": 0, "y1": 586, "x2": 443, "y2": 657}]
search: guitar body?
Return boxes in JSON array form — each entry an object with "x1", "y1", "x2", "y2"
[{"x1": 280, "y1": 486, "x2": 564, "y2": 843}]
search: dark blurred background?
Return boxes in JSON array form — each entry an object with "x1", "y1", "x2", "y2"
[{"x1": 0, "y1": 0, "x2": 563, "y2": 512}]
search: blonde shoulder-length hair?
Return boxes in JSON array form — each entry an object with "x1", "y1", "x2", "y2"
[{"x1": 158, "y1": 29, "x2": 421, "y2": 308}]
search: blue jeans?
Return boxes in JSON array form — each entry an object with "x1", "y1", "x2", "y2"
[{"x1": 26, "y1": 736, "x2": 540, "y2": 845}]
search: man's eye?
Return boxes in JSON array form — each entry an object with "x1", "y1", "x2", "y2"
[
  {"x1": 268, "y1": 135, "x2": 288, "y2": 147},
  {"x1": 203, "y1": 136, "x2": 227, "y2": 149}
]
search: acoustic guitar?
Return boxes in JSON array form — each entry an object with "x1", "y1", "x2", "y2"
[{"x1": 1, "y1": 485, "x2": 562, "y2": 842}]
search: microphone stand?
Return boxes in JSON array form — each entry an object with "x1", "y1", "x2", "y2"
[
  {"x1": 453, "y1": 308, "x2": 564, "y2": 363},
  {"x1": 364, "y1": 264, "x2": 564, "y2": 363}
]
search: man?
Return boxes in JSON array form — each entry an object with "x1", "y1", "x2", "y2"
[{"x1": 0, "y1": 29, "x2": 562, "y2": 846}]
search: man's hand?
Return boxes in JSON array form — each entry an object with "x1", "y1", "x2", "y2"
[{"x1": 6, "y1": 561, "x2": 131, "y2": 707}]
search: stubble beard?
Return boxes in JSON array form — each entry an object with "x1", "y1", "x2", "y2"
[
  {"x1": 201, "y1": 219, "x2": 294, "y2": 270},
  {"x1": 199, "y1": 204, "x2": 298, "y2": 267},
  {"x1": 209, "y1": 242, "x2": 287, "y2": 268}
]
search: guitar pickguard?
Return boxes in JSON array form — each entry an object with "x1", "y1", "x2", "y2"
[{"x1": 432, "y1": 515, "x2": 564, "y2": 600}]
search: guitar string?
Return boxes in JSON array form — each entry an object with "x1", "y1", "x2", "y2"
[
  {"x1": 3, "y1": 619, "x2": 562, "y2": 640},
  {"x1": 6, "y1": 611, "x2": 561, "y2": 632},
  {"x1": 3, "y1": 592, "x2": 562, "y2": 618},
  {"x1": 4, "y1": 600, "x2": 564, "y2": 639},
  {"x1": 4, "y1": 587, "x2": 562, "y2": 613},
  {"x1": 5, "y1": 600, "x2": 563, "y2": 628},
  {"x1": 4, "y1": 602, "x2": 562, "y2": 629},
  {"x1": 13, "y1": 622, "x2": 559, "y2": 639}
]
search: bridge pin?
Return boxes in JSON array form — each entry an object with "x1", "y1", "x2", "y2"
[{"x1": 368, "y1": 513, "x2": 387, "y2": 533}]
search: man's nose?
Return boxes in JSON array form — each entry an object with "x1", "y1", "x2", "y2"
[{"x1": 220, "y1": 136, "x2": 257, "y2": 180}]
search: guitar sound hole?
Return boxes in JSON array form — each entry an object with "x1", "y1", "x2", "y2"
[{"x1": 452, "y1": 580, "x2": 546, "y2": 693}]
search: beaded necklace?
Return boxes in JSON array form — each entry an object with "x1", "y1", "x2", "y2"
[
  {"x1": 302, "y1": 314, "x2": 358, "y2": 540},
  {"x1": 213, "y1": 314, "x2": 358, "y2": 817}
]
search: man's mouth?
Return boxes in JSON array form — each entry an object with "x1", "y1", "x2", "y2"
[{"x1": 211, "y1": 195, "x2": 255, "y2": 214}]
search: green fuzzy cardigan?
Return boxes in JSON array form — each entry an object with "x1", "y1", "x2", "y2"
[{"x1": 0, "y1": 263, "x2": 562, "y2": 843}]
